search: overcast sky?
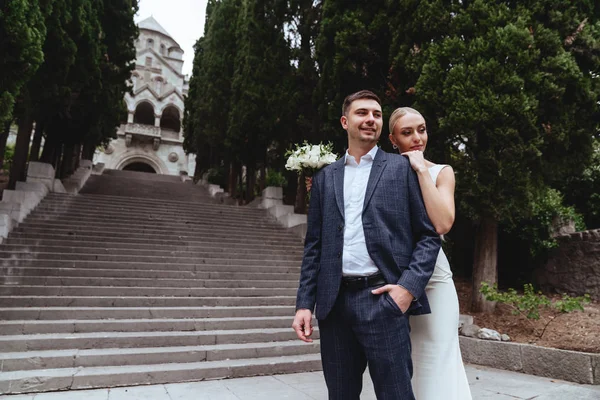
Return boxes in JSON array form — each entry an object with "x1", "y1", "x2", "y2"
[{"x1": 135, "y1": 0, "x2": 208, "y2": 76}]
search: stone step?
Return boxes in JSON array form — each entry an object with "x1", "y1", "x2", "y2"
[
  {"x1": 0, "y1": 252, "x2": 300, "y2": 265},
  {"x1": 7, "y1": 231, "x2": 301, "y2": 247},
  {"x1": 4, "y1": 237, "x2": 303, "y2": 253},
  {"x1": 0, "y1": 295, "x2": 296, "y2": 307},
  {"x1": 0, "y1": 353, "x2": 322, "y2": 394},
  {"x1": 44, "y1": 193, "x2": 246, "y2": 214},
  {"x1": 0, "y1": 244, "x2": 302, "y2": 261},
  {"x1": 0, "y1": 266, "x2": 298, "y2": 281},
  {"x1": 18, "y1": 220, "x2": 297, "y2": 237},
  {"x1": 0, "y1": 315, "x2": 297, "y2": 335},
  {"x1": 0, "y1": 327, "x2": 318, "y2": 351},
  {"x1": 0, "y1": 306, "x2": 294, "y2": 320},
  {"x1": 0, "y1": 258, "x2": 300, "y2": 272},
  {"x1": 0, "y1": 340, "x2": 320, "y2": 372},
  {"x1": 29, "y1": 205, "x2": 272, "y2": 224},
  {"x1": 99, "y1": 169, "x2": 188, "y2": 182},
  {"x1": 78, "y1": 177, "x2": 217, "y2": 203},
  {"x1": 36, "y1": 201, "x2": 254, "y2": 220},
  {"x1": 0, "y1": 285, "x2": 297, "y2": 297},
  {"x1": 10, "y1": 227, "x2": 302, "y2": 245},
  {"x1": 26, "y1": 210, "x2": 279, "y2": 229},
  {"x1": 16, "y1": 222, "x2": 299, "y2": 241},
  {"x1": 0, "y1": 276, "x2": 298, "y2": 289}
]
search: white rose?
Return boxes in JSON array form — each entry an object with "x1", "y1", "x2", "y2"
[
  {"x1": 285, "y1": 155, "x2": 301, "y2": 171},
  {"x1": 323, "y1": 153, "x2": 337, "y2": 164}
]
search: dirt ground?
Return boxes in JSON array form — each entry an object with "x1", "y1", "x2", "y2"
[{"x1": 455, "y1": 277, "x2": 600, "y2": 353}]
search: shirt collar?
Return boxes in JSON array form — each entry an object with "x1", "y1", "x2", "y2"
[{"x1": 344, "y1": 146, "x2": 379, "y2": 165}]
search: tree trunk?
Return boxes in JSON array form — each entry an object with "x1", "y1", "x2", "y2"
[
  {"x1": 29, "y1": 121, "x2": 44, "y2": 162},
  {"x1": 60, "y1": 143, "x2": 74, "y2": 179},
  {"x1": 8, "y1": 111, "x2": 34, "y2": 190},
  {"x1": 0, "y1": 121, "x2": 11, "y2": 170},
  {"x1": 245, "y1": 164, "x2": 256, "y2": 203},
  {"x1": 471, "y1": 215, "x2": 498, "y2": 313},
  {"x1": 295, "y1": 170, "x2": 308, "y2": 214},
  {"x1": 82, "y1": 138, "x2": 96, "y2": 161},
  {"x1": 228, "y1": 162, "x2": 239, "y2": 199},
  {"x1": 40, "y1": 131, "x2": 57, "y2": 165},
  {"x1": 259, "y1": 164, "x2": 266, "y2": 193}
]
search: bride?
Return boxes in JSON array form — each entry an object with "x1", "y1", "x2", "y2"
[{"x1": 388, "y1": 107, "x2": 472, "y2": 400}]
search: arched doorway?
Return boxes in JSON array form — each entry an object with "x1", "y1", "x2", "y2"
[
  {"x1": 134, "y1": 102, "x2": 155, "y2": 125},
  {"x1": 122, "y1": 162, "x2": 156, "y2": 173},
  {"x1": 160, "y1": 105, "x2": 181, "y2": 132}
]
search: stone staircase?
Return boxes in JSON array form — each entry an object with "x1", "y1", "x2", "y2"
[{"x1": 0, "y1": 170, "x2": 320, "y2": 395}]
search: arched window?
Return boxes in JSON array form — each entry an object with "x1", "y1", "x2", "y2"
[
  {"x1": 160, "y1": 44, "x2": 166, "y2": 56},
  {"x1": 147, "y1": 38, "x2": 154, "y2": 49},
  {"x1": 134, "y1": 102, "x2": 155, "y2": 125},
  {"x1": 160, "y1": 105, "x2": 181, "y2": 132}
]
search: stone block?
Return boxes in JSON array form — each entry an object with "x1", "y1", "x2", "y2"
[
  {"x1": 262, "y1": 186, "x2": 283, "y2": 201},
  {"x1": 92, "y1": 162, "x2": 105, "y2": 175},
  {"x1": 0, "y1": 202, "x2": 24, "y2": 224},
  {"x1": 16, "y1": 181, "x2": 49, "y2": 197},
  {"x1": 592, "y1": 353, "x2": 600, "y2": 384},
  {"x1": 2, "y1": 190, "x2": 42, "y2": 214},
  {"x1": 26, "y1": 162, "x2": 55, "y2": 180},
  {"x1": 53, "y1": 179, "x2": 66, "y2": 193},
  {"x1": 458, "y1": 314, "x2": 473, "y2": 329},
  {"x1": 259, "y1": 198, "x2": 283, "y2": 209},
  {"x1": 0, "y1": 213, "x2": 13, "y2": 240},
  {"x1": 279, "y1": 213, "x2": 307, "y2": 228},
  {"x1": 521, "y1": 344, "x2": 594, "y2": 384},
  {"x1": 289, "y1": 223, "x2": 307, "y2": 240},
  {"x1": 268, "y1": 204, "x2": 294, "y2": 219},
  {"x1": 61, "y1": 167, "x2": 91, "y2": 194},
  {"x1": 26, "y1": 162, "x2": 56, "y2": 193},
  {"x1": 459, "y1": 336, "x2": 523, "y2": 371},
  {"x1": 80, "y1": 159, "x2": 93, "y2": 169},
  {"x1": 207, "y1": 184, "x2": 224, "y2": 196}
]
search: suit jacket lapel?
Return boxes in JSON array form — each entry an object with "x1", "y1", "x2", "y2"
[
  {"x1": 363, "y1": 149, "x2": 387, "y2": 212},
  {"x1": 332, "y1": 158, "x2": 345, "y2": 218}
]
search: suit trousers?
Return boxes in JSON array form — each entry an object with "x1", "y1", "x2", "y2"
[{"x1": 318, "y1": 285, "x2": 415, "y2": 400}]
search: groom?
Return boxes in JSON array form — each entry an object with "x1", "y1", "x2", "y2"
[{"x1": 292, "y1": 90, "x2": 441, "y2": 399}]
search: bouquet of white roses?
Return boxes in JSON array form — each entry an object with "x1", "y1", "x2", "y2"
[{"x1": 285, "y1": 142, "x2": 337, "y2": 177}]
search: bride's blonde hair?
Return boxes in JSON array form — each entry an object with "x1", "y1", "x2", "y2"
[{"x1": 388, "y1": 107, "x2": 423, "y2": 134}]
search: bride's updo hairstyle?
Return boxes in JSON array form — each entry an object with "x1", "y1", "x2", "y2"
[{"x1": 388, "y1": 107, "x2": 423, "y2": 134}]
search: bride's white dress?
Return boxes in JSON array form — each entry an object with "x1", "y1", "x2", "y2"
[{"x1": 410, "y1": 164, "x2": 472, "y2": 400}]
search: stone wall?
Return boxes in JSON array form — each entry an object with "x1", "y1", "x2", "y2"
[{"x1": 535, "y1": 229, "x2": 600, "y2": 299}]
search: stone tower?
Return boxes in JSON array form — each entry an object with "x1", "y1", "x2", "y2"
[{"x1": 94, "y1": 16, "x2": 196, "y2": 176}]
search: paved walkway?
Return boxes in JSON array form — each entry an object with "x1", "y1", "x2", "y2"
[{"x1": 2, "y1": 364, "x2": 599, "y2": 399}]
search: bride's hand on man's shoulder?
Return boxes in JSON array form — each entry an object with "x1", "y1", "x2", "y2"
[{"x1": 401, "y1": 150, "x2": 427, "y2": 173}]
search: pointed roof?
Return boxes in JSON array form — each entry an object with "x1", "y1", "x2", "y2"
[{"x1": 138, "y1": 16, "x2": 172, "y2": 38}]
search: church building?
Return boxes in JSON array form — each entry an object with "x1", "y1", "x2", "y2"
[{"x1": 94, "y1": 16, "x2": 196, "y2": 176}]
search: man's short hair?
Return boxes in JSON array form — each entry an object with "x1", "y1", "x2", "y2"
[{"x1": 342, "y1": 90, "x2": 382, "y2": 116}]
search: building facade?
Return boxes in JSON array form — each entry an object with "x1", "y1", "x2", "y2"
[{"x1": 94, "y1": 16, "x2": 195, "y2": 176}]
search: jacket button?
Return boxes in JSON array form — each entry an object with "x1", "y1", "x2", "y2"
[
  {"x1": 337, "y1": 252, "x2": 342, "y2": 258},
  {"x1": 337, "y1": 225, "x2": 343, "y2": 231}
]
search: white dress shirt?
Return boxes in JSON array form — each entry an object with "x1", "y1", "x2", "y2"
[{"x1": 342, "y1": 146, "x2": 380, "y2": 277}]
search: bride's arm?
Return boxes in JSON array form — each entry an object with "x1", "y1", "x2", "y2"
[{"x1": 415, "y1": 166, "x2": 455, "y2": 235}]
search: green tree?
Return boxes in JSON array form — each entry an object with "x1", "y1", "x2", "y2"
[
  {"x1": 184, "y1": 0, "x2": 242, "y2": 192},
  {"x1": 9, "y1": 0, "x2": 79, "y2": 188},
  {"x1": 563, "y1": 138, "x2": 600, "y2": 229},
  {"x1": 412, "y1": 0, "x2": 600, "y2": 312},
  {"x1": 315, "y1": 0, "x2": 391, "y2": 148},
  {"x1": 0, "y1": 0, "x2": 46, "y2": 126},
  {"x1": 228, "y1": 0, "x2": 293, "y2": 201}
]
